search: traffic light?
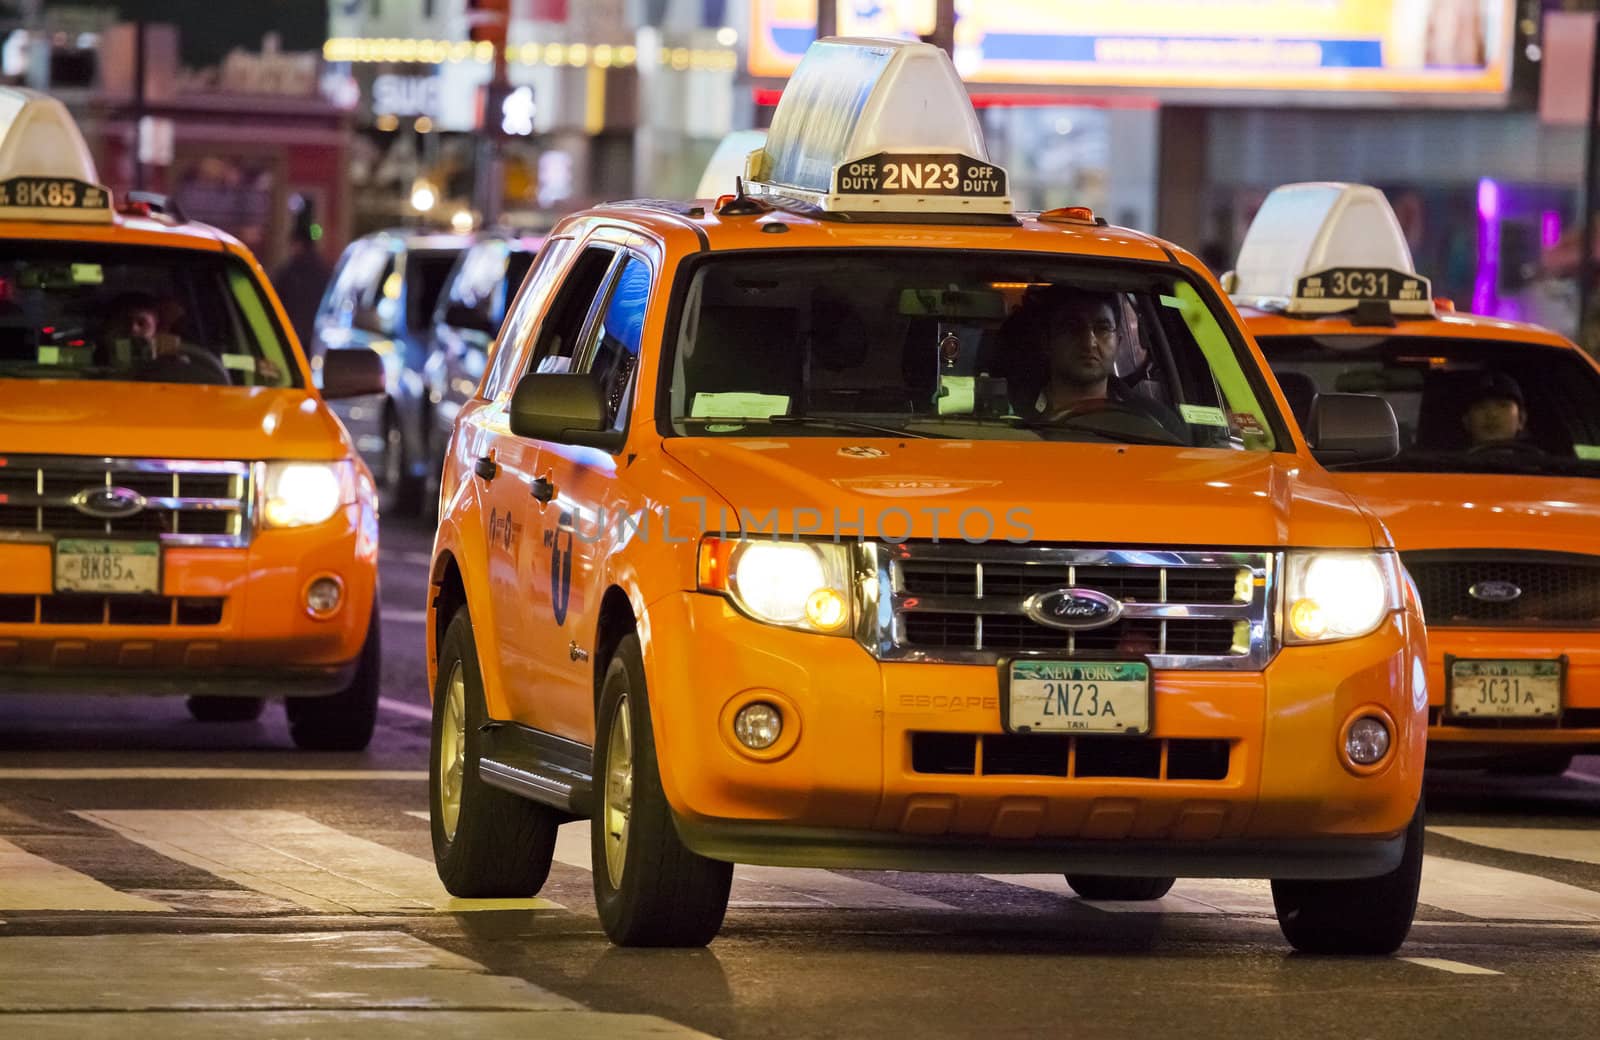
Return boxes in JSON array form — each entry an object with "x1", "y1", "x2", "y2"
[{"x1": 466, "y1": 0, "x2": 512, "y2": 50}]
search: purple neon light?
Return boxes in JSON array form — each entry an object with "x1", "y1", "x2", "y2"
[
  {"x1": 1473, "y1": 178, "x2": 1500, "y2": 316},
  {"x1": 1542, "y1": 209, "x2": 1562, "y2": 250}
]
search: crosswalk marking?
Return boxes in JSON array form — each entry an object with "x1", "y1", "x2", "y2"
[
  {"x1": 552, "y1": 821, "x2": 955, "y2": 911},
  {"x1": 1430, "y1": 826, "x2": 1600, "y2": 867},
  {"x1": 980, "y1": 874, "x2": 1277, "y2": 915},
  {"x1": 75, "y1": 810, "x2": 561, "y2": 914},
  {"x1": 384, "y1": 608, "x2": 429, "y2": 624},
  {"x1": 5, "y1": 808, "x2": 1600, "y2": 926},
  {"x1": 1420, "y1": 856, "x2": 1600, "y2": 922},
  {"x1": 0, "y1": 837, "x2": 171, "y2": 913},
  {"x1": 1400, "y1": 957, "x2": 1503, "y2": 976},
  {"x1": 379, "y1": 697, "x2": 434, "y2": 722}
]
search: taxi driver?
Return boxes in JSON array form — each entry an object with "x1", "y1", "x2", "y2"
[
  {"x1": 1038, "y1": 288, "x2": 1120, "y2": 415},
  {"x1": 1462, "y1": 371, "x2": 1534, "y2": 451}
]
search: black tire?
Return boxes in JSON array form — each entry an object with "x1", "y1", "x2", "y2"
[
  {"x1": 379, "y1": 408, "x2": 422, "y2": 516},
  {"x1": 186, "y1": 696, "x2": 265, "y2": 722},
  {"x1": 1065, "y1": 875, "x2": 1176, "y2": 901},
  {"x1": 429, "y1": 607, "x2": 559, "y2": 897},
  {"x1": 592, "y1": 634, "x2": 732, "y2": 947},
  {"x1": 286, "y1": 603, "x2": 381, "y2": 751},
  {"x1": 1272, "y1": 799, "x2": 1424, "y2": 955},
  {"x1": 1488, "y1": 752, "x2": 1574, "y2": 777}
]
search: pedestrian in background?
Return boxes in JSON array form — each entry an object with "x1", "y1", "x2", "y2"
[{"x1": 273, "y1": 222, "x2": 332, "y2": 353}]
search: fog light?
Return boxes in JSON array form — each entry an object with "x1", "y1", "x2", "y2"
[
  {"x1": 733, "y1": 702, "x2": 783, "y2": 750},
  {"x1": 1345, "y1": 715, "x2": 1391, "y2": 766},
  {"x1": 306, "y1": 577, "x2": 343, "y2": 617}
]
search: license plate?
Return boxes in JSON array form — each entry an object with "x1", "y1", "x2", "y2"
[
  {"x1": 1448, "y1": 659, "x2": 1562, "y2": 719},
  {"x1": 53, "y1": 539, "x2": 161, "y2": 595},
  {"x1": 1006, "y1": 660, "x2": 1151, "y2": 736}
]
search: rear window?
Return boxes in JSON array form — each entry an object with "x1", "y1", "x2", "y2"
[{"x1": 0, "y1": 241, "x2": 299, "y2": 387}]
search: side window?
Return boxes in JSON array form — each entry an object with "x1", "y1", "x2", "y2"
[
  {"x1": 579, "y1": 255, "x2": 650, "y2": 430},
  {"x1": 527, "y1": 246, "x2": 617, "y2": 376},
  {"x1": 483, "y1": 238, "x2": 574, "y2": 399}
]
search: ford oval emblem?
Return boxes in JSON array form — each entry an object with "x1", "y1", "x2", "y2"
[
  {"x1": 1468, "y1": 579, "x2": 1522, "y2": 604},
  {"x1": 1022, "y1": 587, "x2": 1124, "y2": 631},
  {"x1": 70, "y1": 486, "x2": 148, "y2": 520}
]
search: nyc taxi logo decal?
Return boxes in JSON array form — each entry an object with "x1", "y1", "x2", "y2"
[
  {"x1": 544, "y1": 510, "x2": 575, "y2": 625},
  {"x1": 833, "y1": 476, "x2": 1003, "y2": 498},
  {"x1": 838, "y1": 445, "x2": 888, "y2": 459}
]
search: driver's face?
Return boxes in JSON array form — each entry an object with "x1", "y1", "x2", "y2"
[
  {"x1": 1047, "y1": 300, "x2": 1118, "y2": 387},
  {"x1": 123, "y1": 308, "x2": 158, "y2": 341},
  {"x1": 1465, "y1": 397, "x2": 1523, "y2": 445}
]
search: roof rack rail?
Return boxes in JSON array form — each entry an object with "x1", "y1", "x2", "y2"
[{"x1": 122, "y1": 191, "x2": 187, "y2": 223}]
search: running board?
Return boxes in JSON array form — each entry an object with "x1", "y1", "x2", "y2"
[{"x1": 478, "y1": 722, "x2": 594, "y2": 818}]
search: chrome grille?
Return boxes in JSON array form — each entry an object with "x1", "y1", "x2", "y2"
[
  {"x1": 0, "y1": 455, "x2": 252, "y2": 548},
  {"x1": 858, "y1": 542, "x2": 1275, "y2": 670}
]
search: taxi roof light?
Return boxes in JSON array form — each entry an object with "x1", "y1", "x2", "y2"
[
  {"x1": 0, "y1": 87, "x2": 113, "y2": 225},
  {"x1": 1229, "y1": 182, "x2": 1434, "y2": 319},
  {"x1": 744, "y1": 37, "x2": 1013, "y2": 219}
]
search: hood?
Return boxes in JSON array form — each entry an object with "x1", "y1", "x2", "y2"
[
  {"x1": 0, "y1": 381, "x2": 350, "y2": 461},
  {"x1": 662, "y1": 438, "x2": 1378, "y2": 548},
  {"x1": 1336, "y1": 472, "x2": 1600, "y2": 555}
]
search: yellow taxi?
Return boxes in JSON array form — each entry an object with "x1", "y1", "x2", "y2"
[
  {"x1": 0, "y1": 89, "x2": 387, "y2": 750},
  {"x1": 1232, "y1": 182, "x2": 1600, "y2": 777},
  {"x1": 426, "y1": 39, "x2": 1429, "y2": 953}
]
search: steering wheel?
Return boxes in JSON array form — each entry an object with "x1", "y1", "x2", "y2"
[
  {"x1": 135, "y1": 345, "x2": 233, "y2": 386},
  {"x1": 1466, "y1": 439, "x2": 1544, "y2": 458},
  {"x1": 1044, "y1": 398, "x2": 1188, "y2": 445}
]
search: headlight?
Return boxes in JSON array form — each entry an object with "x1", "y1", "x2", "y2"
[
  {"x1": 259, "y1": 461, "x2": 355, "y2": 528},
  {"x1": 1284, "y1": 550, "x2": 1403, "y2": 643},
  {"x1": 698, "y1": 537, "x2": 853, "y2": 635}
]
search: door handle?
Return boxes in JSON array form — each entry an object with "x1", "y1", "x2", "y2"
[
  {"x1": 531, "y1": 475, "x2": 555, "y2": 504},
  {"x1": 473, "y1": 455, "x2": 497, "y2": 481}
]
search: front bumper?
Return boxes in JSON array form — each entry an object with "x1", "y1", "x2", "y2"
[
  {"x1": 0, "y1": 504, "x2": 377, "y2": 695},
  {"x1": 1424, "y1": 628, "x2": 1600, "y2": 757},
  {"x1": 641, "y1": 592, "x2": 1426, "y2": 877}
]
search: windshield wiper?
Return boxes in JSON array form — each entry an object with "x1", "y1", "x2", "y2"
[{"x1": 683, "y1": 415, "x2": 935, "y2": 439}]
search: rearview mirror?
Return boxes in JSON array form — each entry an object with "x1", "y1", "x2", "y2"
[
  {"x1": 1307, "y1": 393, "x2": 1399, "y2": 466},
  {"x1": 510, "y1": 372, "x2": 624, "y2": 451},
  {"x1": 321, "y1": 348, "x2": 387, "y2": 400}
]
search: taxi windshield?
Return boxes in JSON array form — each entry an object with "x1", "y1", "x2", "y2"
[
  {"x1": 665, "y1": 251, "x2": 1282, "y2": 451},
  {"x1": 1259, "y1": 334, "x2": 1600, "y2": 477},
  {"x1": 0, "y1": 242, "x2": 300, "y2": 388}
]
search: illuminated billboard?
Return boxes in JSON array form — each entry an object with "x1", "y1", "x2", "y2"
[{"x1": 748, "y1": 1, "x2": 1517, "y2": 105}]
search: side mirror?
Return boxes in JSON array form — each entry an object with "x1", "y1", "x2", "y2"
[
  {"x1": 442, "y1": 303, "x2": 493, "y2": 334},
  {"x1": 509, "y1": 372, "x2": 623, "y2": 450},
  {"x1": 1307, "y1": 392, "x2": 1399, "y2": 466},
  {"x1": 353, "y1": 305, "x2": 390, "y2": 336},
  {"x1": 321, "y1": 348, "x2": 388, "y2": 400}
]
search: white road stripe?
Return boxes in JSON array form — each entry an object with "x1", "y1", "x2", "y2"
[
  {"x1": 383, "y1": 608, "x2": 429, "y2": 624},
  {"x1": 551, "y1": 821, "x2": 952, "y2": 910},
  {"x1": 379, "y1": 697, "x2": 434, "y2": 722},
  {"x1": 380, "y1": 550, "x2": 435, "y2": 565},
  {"x1": 0, "y1": 837, "x2": 171, "y2": 913},
  {"x1": 1431, "y1": 826, "x2": 1600, "y2": 867},
  {"x1": 76, "y1": 810, "x2": 560, "y2": 914},
  {"x1": 1421, "y1": 856, "x2": 1600, "y2": 922},
  {"x1": 980, "y1": 874, "x2": 1276, "y2": 915},
  {"x1": 1399, "y1": 957, "x2": 1503, "y2": 976},
  {"x1": 0, "y1": 768, "x2": 427, "y2": 781}
]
